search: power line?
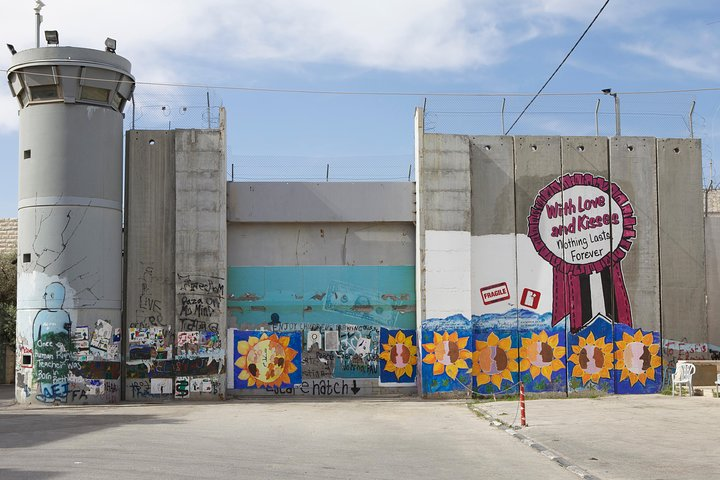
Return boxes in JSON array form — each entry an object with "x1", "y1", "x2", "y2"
[
  {"x1": 3, "y1": 64, "x2": 720, "y2": 98},
  {"x1": 504, "y1": 0, "x2": 611, "y2": 135}
]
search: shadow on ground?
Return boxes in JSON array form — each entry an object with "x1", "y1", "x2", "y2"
[
  {"x1": 0, "y1": 411, "x2": 182, "y2": 449},
  {"x1": 0, "y1": 468, "x2": 65, "y2": 479}
]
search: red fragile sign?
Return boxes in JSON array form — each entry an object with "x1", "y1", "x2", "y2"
[{"x1": 480, "y1": 282, "x2": 510, "y2": 305}]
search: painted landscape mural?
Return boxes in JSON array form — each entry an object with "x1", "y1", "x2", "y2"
[{"x1": 420, "y1": 172, "x2": 663, "y2": 396}]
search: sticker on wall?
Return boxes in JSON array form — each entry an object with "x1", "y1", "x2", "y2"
[
  {"x1": 527, "y1": 173, "x2": 636, "y2": 333},
  {"x1": 150, "y1": 378, "x2": 173, "y2": 395},
  {"x1": 336, "y1": 325, "x2": 379, "y2": 378},
  {"x1": 614, "y1": 324, "x2": 662, "y2": 394},
  {"x1": 175, "y1": 376, "x2": 189, "y2": 398},
  {"x1": 421, "y1": 315, "x2": 472, "y2": 394},
  {"x1": 520, "y1": 288, "x2": 541, "y2": 310},
  {"x1": 233, "y1": 330, "x2": 301, "y2": 389},
  {"x1": 307, "y1": 330, "x2": 322, "y2": 350},
  {"x1": 324, "y1": 330, "x2": 339, "y2": 352},
  {"x1": 90, "y1": 319, "x2": 113, "y2": 358},
  {"x1": 73, "y1": 326, "x2": 90, "y2": 360},
  {"x1": 568, "y1": 315, "x2": 615, "y2": 393},
  {"x1": 480, "y1": 282, "x2": 511, "y2": 305},
  {"x1": 379, "y1": 328, "x2": 417, "y2": 385}
]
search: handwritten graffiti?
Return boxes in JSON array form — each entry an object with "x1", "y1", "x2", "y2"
[
  {"x1": 33, "y1": 282, "x2": 73, "y2": 403},
  {"x1": 263, "y1": 379, "x2": 363, "y2": 396}
]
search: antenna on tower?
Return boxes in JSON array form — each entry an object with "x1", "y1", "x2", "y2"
[{"x1": 34, "y1": 1, "x2": 46, "y2": 48}]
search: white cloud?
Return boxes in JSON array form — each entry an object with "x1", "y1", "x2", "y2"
[{"x1": 0, "y1": 0, "x2": 716, "y2": 133}]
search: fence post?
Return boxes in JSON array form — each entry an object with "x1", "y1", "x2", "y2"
[{"x1": 520, "y1": 381, "x2": 527, "y2": 427}]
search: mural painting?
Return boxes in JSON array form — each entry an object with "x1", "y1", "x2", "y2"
[
  {"x1": 567, "y1": 316, "x2": 615, "y2": 393},
  {"x1": 378, "y1": 328, "x2": 417, "y2": 385},
  {"x1": 32, "y1": 282, "x2": 73, "y2": 402},
  {"x1": 461, "y1": 173, "x2": 663, "y2": 396},
  {"x1": 421, "y1": 315, "x2": 472, "y2": 394},
  {"x1": 233, "y1": 330, "x2": 301, "y2": 389},
  {"x1": 227, "y1": 266, "x2": 415, "y2": 392},
  {"x1": 472, "y1": 311, "x2": 518, "y2": 395}
]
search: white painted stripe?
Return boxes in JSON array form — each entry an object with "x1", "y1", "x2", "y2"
[{"x1": 589, "y1": 271, "x2": 606, "y2": 318}]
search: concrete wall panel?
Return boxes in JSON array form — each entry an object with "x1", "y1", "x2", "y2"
[
  {"x1": 421, "y1": 134, "x2": 471, "y2": 232},
  {"x1": 514, "y1": 137, "x2": 562, "y2": 234},
  {"x1": 657, "y1": 138, "x2": 706, "y2": 344},
  {"x1": 227, "y1": 223, "x2": 414, "y2": 267},
  {"x1": 227, "y1": 183, "x2": 415, "y2": 223},
  {"x1": 470, "y1": 136, "x2": 515, "y2": 236},
  {"x1": 610, "y1": 137, "x2": 660, "y2": 332},
  {"x1": 705, "y1": 215, "x2": 720, "y2": 350}
]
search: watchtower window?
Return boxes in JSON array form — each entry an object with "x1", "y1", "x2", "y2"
[
  {"x1": 79, "y1": 85, "x2": 110, "y2": 103},
  {"x1": 30, "y1": 84, "x2": 60, "y2": 101}
]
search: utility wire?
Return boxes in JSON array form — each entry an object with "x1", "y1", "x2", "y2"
[
  {"x1": 4, "y1": 62, "x2": 720, "y2": 98},
  {"x1": 504, "y1": 0, "x2": 611, "y2": 135}
]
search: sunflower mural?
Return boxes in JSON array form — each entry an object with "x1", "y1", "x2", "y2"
[
  {"x1": 567, "y1": 316, "x2": 615, "y2": 393},
  {"x1": 421, "y1": 315, "x2": 473, "y2": 393},
  {"x1": 233, "y1": 331, "x2": 302, "y2": 389},
  {"x1": 379, "y1": 328, "x2": 417, "y2": 385},
  {"x1": 519, "y1": 329, "x2": 567, "y2": 392},
  {"x1": 472, "y1": 332, "x2": 519, "y2": 394},
  {"x1": 614, "y1": 324, "x2": 662, "y2": 394}
]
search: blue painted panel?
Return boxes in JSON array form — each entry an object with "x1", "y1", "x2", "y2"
[
  {"x1": 614, "y1": 324, "x2": 662, "y2": 394},
  {"x1": 472, "y1": 311, "x2": 519, "y2": 395},
  {"x1": 567, "y1": 315, "x2": 615, "y2": 394},
  {"x1": 421, "y1": 315, "x2": 472, "y2": 394}
]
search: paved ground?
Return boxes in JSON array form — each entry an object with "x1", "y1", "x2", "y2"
[
  {"x1": 474, "y1": 393, "x2": 720, "y2": 480},
  {"x1": 0, "y1": 386, "x2": 577, "y2": 480},
  {"x1": 2, "y1": 384, "x2": 718, "y2": 480}
]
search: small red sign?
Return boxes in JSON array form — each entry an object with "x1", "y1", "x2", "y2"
[
  {"x1": 520, "y1": 288, "x2": 541, "y2": 309},
  {"x1": 480, "y1": 282, "x2": 510, "y2": 305}
]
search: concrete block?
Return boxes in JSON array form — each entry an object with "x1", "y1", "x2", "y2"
[{"x1": 470, "y1": 136, "x2": 515, "y2": 235}]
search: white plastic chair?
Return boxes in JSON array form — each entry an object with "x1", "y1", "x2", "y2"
[{"x1": 671, "y1": 362, "x2": 695, "y2": 397}]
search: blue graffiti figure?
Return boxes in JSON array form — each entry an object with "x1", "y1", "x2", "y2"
[{"x1": 32, "y1": 282, "x2": 72, "y2": 403}]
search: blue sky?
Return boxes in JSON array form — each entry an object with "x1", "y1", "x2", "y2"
[{"x1": 1, "y1": 0, "x2": 720, "y2": 218}]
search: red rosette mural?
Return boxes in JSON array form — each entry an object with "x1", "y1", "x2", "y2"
[{"x1": 527, "y1": 173, "x2": 636, "y2": 333}]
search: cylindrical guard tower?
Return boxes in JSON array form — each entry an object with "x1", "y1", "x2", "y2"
[{"x1": 7, "y1": 45, "x2": 134, "y2": 404}]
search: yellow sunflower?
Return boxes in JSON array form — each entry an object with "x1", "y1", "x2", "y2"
[
  {"x1": 422, "y1": 331, "x2": 471, "y2": 380},
  {"x1": 472, "y1": 332, "x2": 519, "y2": 388},
  {"x1": 235, "y1": 333, "x2": 298, "y2": 388},
  {"x1": 615, "y1": 330, "x2": 661, "y2": 386},
  {"x1": 379, "y1": 330, "x2": 418, "y2": 380},
  {"x1": 568, "y1": 332, "x2": 613, "y2": 384},
  {"x1": 519, "y1": 330, "x2": 566, "y2": 381}
]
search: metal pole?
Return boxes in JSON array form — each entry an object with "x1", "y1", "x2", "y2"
[
  {"x1": 131, "y1": 95, "x2": 136, "y2": 130},
  {"x1": 231, "y1": 163, "x2": 234, "y2": 182},
  {"x1": 595, "y1": 98, "x2": 600, "y2": 136},
  {"x1": 326, "y1": 164, "x2": 329, "y2": 182},
  {"x1": 519, "y1": 382, "x2": 527, "y2": 427},
  {"x1": 206, "y1": 91, "x2": 211, "y2": 129},
  {"x1": 613, "y1": 93, "x2": 621, "y2": 136},
  {"x1": 501, "y1": 98, "x2": 506, "y2": 135},
  {"x1": 689, "y1": 100, "x2": 696, "y2": 139},
  {"x1": 34, "y1": 1, "x2": 45, "y2": 48}
]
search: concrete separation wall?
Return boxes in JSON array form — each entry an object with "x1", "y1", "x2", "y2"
[
  {"x1": 416, "y1": 121, "x2": 706, "y2": 397},
  {"x1": 124, "y1": 110, "x2": 227, "y2": 401},
  {"x1": 226, "y1": 181, "x2": 416, "y2": 397}
]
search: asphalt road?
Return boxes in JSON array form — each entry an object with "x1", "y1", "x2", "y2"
[{"x1": 0, "y1": 392, "x2": 579, "y2": 480}]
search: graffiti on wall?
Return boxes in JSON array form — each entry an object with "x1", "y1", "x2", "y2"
[
  {"x1": 32, "y1": 282, "x2": 73, "y2": 402},
  {"x1": 227, "y1": 266, "x2": 415, "y2": 389},
  {"x1": 177, "y1": 273, "x2": 224, "y2": 332}
]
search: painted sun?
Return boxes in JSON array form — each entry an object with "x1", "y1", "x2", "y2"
[
  {"x1": 422, "y1": 331, "x2": 471, "y2": 380},
  {"x1": 235, "y1": 333, "x2": 298, "y2": 388},
  {"x1": 615, "y1": 330, "x2": 661, "y2": 386},
  {"x1": 568, "y1": 332, "x2": 613, "y2": 384},
  {"x1": 379, "y1": 330, "x2": 418, "y2": 380},
  {"x1": 519, "y1": 331, "x2": 565, "y2": 381},
  {"x1": 473, "y1": 332, "x2": 519, "y2": 388}
]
